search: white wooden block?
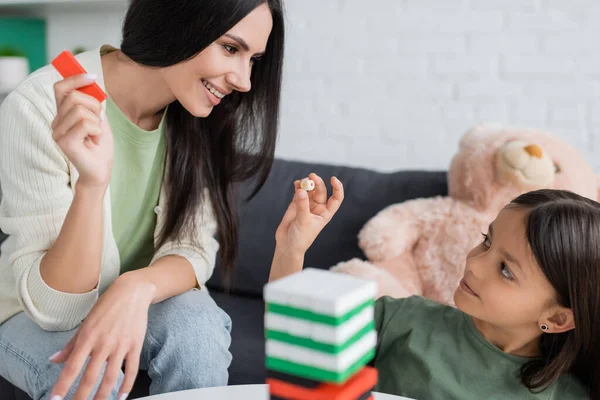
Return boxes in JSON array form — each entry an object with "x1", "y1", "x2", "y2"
[
  {"x1": 266, "y1": 330, "x2": 377, "y2": 372},
  {"x1": 264, "y1": 268, "x2": 377, "y2": 317},
  {"x1": 265, "y1": 305, "x2": 374, "y2": 345}
]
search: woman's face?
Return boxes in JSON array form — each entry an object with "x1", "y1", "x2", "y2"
[{"x1": 161, "y1": 3, "x2": 273, "y2": 117}]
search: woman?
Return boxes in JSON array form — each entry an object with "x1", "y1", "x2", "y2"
[{"x1": 0, "y1": 0, "x2": 284, "y2": 399}]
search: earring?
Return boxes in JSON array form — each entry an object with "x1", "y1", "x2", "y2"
[{"x1": 540, "y1": 324, "x2": 549, "y2": 332}]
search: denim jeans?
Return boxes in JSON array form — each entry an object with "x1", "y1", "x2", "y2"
[{"x1": 0, "y1": 288, "x2": 232, "y2": 399}]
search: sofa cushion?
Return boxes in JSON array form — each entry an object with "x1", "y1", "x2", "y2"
[
  {"x1": 0, "y1": 377, "x2": 31, "y2": 400},
  {"x1": 207, "y1": 158, "x2": 447, "y2": 297}
]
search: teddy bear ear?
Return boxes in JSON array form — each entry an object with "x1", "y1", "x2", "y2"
[{"x1": 460, "y1": 123, "x2": 504, "y2": 144}]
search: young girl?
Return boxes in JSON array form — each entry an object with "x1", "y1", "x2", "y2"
[
  {"x1": 0, "y1": 0, "x2": 284, "y2": 399},
  {"x1": 270, "y1": 175, "x2": 598, "y2": 399}
]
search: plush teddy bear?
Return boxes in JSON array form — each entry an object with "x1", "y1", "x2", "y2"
[{"x1": 331, "y1": 124, "x2": 599, "y2": 306}]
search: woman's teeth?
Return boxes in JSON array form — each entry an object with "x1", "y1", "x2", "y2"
[{"x1": 202, "y1": 80, "x2": 225, "y2": 99}]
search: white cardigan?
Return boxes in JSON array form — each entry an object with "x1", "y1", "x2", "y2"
[{"x1": 0, "y1": 46, "x2": 219, "y2": 332}]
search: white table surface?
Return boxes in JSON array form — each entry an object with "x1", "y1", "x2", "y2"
[{"x1": 138, "y1": 384, "x2": 413, "y2": 400}]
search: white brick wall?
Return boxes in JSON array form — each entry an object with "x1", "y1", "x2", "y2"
[
  {"x1": 37, "y1": 0, "x2": 600, "y2": 172},
  {"x1": 277, "y1": 0, "x2": 600, "y2": 172}
]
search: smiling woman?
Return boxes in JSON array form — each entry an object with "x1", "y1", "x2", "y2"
[{"x1": 0, "y1": 0, "x2": 284, "y2": 399}]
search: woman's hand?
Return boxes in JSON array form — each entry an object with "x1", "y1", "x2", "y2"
[
  {"x1": 49, "y1": 273, "x2": 156, "y2": 400},
  {"x1": 51, "y1": 74, "x2": 113, "y2": 189},
  {"x1": 275, "y1": 173, "x2": 344, "y2": 255}
]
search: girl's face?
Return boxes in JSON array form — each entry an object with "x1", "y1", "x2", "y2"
[
  {"x1": 161, "y1": 3, "x2": 273, "y2": 117},
  {"x1": 454, "y1": 207, "x2": 559, "y2": 332}
]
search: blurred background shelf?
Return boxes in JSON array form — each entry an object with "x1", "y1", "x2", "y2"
[
  {"x1": 0, "y1": 0, "x2": 127, "y2": 11},
  {"x1": 0, "y1": 0, "x2": 124, "y2": 3},
  {"x1": 0, "y1": 0, "x2": 127, "y2": 68}
]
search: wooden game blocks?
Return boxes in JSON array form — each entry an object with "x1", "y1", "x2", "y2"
[{"x1": 264, "y1": 268, "x2": 378, "y2": 400}]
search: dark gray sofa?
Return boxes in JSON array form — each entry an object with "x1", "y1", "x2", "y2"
[{"x1": 0, "y1": 158, "x2": 447, "y2": 399}]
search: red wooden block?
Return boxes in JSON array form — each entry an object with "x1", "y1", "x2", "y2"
[
  {"x1": 51, "y1": 50, "x2": 107, "y2": 102},
  {"x1": 267, "y1": 366, "x2": 377, "y2": 400}
]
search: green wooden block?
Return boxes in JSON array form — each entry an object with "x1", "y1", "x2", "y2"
[
  {"x1": 266, "y1": 349, "x2": 375, "y2": 384},
  {"x1": 0, "y1": 17, "x2": 47, "y2": 72},
  {"x1": 266, "y1": 298, "x2": 374, "y2": 326},
  {"x1": 265, "y1": 322, "x2": 375, "y2": 354}
]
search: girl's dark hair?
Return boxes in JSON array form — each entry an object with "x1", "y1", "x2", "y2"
[
  {"x1": 120, "y1": 0, "x2": 284, "y2": 283},
  {"x1": 510, "y1": 189, "x2": 600, "y2": 399}
]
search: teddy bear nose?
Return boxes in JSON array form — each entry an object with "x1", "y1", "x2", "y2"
[{"x1": 524, "y1": 144, "x2": 543, "y2": 159}]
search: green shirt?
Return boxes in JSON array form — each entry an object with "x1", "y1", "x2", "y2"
[
  {"x1": 107, "y1": 98, "x2": 167, "y2": 274},
  {"x1": 373, "y1": 296, "x2": 587, "y2": 400}
]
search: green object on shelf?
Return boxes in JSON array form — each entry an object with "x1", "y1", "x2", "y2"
[
  {"x1": 72, "y1": 46, "x2": 87, "y2": 55},
  {"x1": 0, "y1": 17, "x2": 47, "y2": 72},
  {"x1": 0, "y1": 46, "x2": 25, "y2": 57}
]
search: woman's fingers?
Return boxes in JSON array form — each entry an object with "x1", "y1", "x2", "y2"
[
  {"x1": 53, "y1": 73, "x2": 99, "y2": 109},
  {"x1": 53, "y1": 103, "x2": 101, "y2": 142},
  {"x1": 59, "y1": 89, "x2": 102, "y2": 119},
  {"x1": 55, "y1": 120, "x2": 103, "y2": 155},
  {"x1": 72, "y1": 349, "x2": 111, "y2": 400},
  {"x1": 49, "y1": 331, "x2": 78, "y2": 365},
  {"x1": 93, "y1": 352, "x2": 126, "y2": 400},
  {"x1": 118, "y1": 346, "x2": 143, "y2": 400},
  {"x1": 52, "y1": 83, "x2": 102, "y2": 134},
  {"x1": 50, "y1": 343, "x2": 93, "y2": 400}
]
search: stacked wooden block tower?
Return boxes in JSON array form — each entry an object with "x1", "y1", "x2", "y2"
[{"x1": 264, "y1": 268, "x2": 379, "y2": 400}]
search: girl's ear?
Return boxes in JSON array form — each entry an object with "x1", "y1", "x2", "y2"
[{"x1": 542, "y1": 306, "x2": 575, "y2": 334}]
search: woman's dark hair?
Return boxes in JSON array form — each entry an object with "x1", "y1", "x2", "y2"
[
  {"x1": 120, "y1": 0, "x2": 284, "y2": 284},
  {"x1": 509, "y1": 189, "x2": 600, "y2": 399}
]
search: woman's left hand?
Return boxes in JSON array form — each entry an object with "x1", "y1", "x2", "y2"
[{"x1": 49, "y1": 273, "x2": 155, "y2": 400}]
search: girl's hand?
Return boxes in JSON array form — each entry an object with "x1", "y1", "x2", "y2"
[
  {"x1": 275, "y1": 173, "x2": 344, "y2": 254},
  {"x1": 49, "y1": 274, "x2": 155, "y2": 400},
  {"x1": 51, "y1": 74, "x2": 113, "y2": 189}
]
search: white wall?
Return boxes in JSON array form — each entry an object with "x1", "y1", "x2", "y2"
[
  {"x1": 277, "y1": 0, "x2": 600, "y2": 171},
  {"x1": 23, "y1": 0, "x2": 600, "y2": 171},
  {"x1": 45, "y1": 8, "x2": 125, "y2": 59}
]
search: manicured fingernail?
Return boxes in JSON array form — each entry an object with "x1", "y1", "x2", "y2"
[
  {"x1": 84, "y1": 73, "x2": 98, "y2": 81},
  {"x1": 297, "y1": 190, "x2": 307, "y2": 198},
  {"x1": 50, "y1": 396, "x2": 62, "y2": 400},
  {"x1": 49, "y1": 351, "x2": 61, "y2": 360},
  {"x1": 100, "y1": 110, "x2": 105, "y2": 121},
  {"x1": 119, "y1": 394, "x2": 129, "y2": 400}
]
